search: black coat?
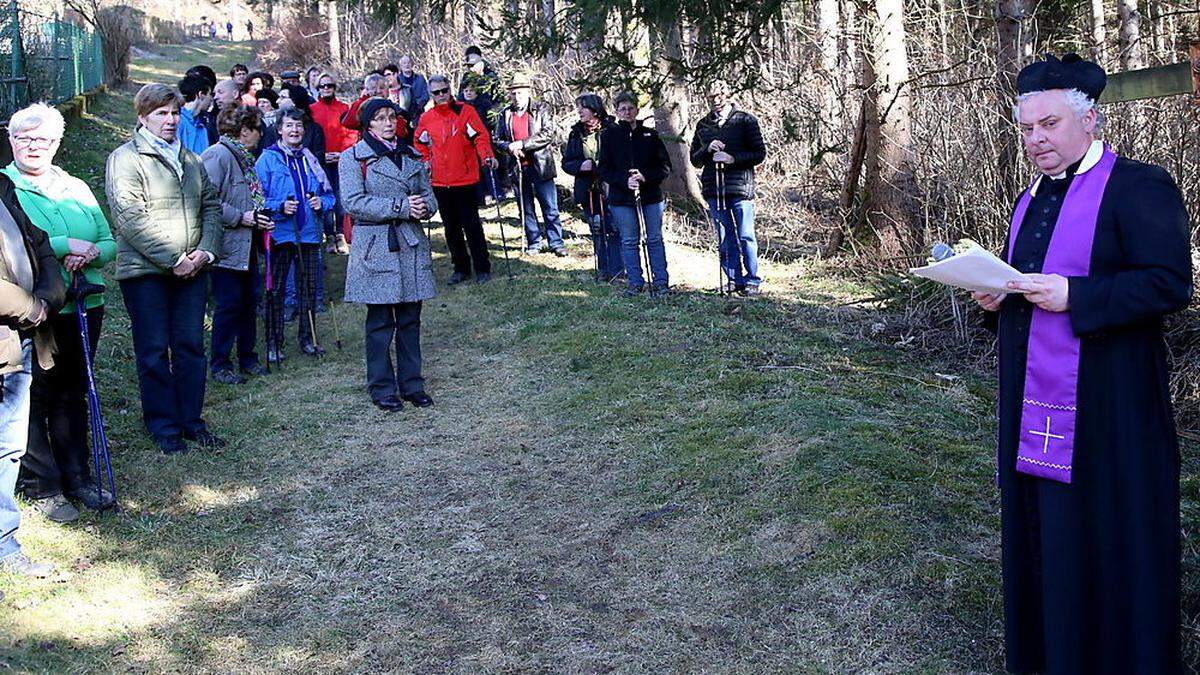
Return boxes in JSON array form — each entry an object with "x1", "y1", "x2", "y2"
[
  {"x1": 562, "y1": 117, "x2": 615, "y2": 208},
  {"x1": 688, "y1": 106, "x2": 766, "y2": 201},
  {"x1": 596, "y1": 120, "x2": 672, "y2": 207},
  {"x1": 493, "y1": 103, "x2": 557, "y2": 182},
  {"x1": 994, "y1": 155, "x2": 1191, "y2": 674}
]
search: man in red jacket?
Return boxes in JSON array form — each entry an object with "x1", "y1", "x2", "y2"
[
  {"x1": 310, "y1": 72, "x2": 358, "y2": 253},
  {"x1": 414, "y1": 74, "x2": 499, "y2": 284}
]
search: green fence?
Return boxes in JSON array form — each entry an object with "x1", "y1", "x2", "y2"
[{"x1": 0, "y1": 0, "x2": 104, "y2": 121}]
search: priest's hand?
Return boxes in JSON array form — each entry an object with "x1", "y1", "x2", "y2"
[
  {"x1": 1007, "y1": 273, "x2": 1069, "y2": 312},
  {"x1": 971, "y1": 291, "x2": 1006, "y2": 312}
]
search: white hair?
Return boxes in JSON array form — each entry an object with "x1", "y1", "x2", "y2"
[
  {"x1": 1013, "y1": 88, "x2": 1106, "y2": 136},
  {"x1": 9, "y1": 102, "x2": 65, "y2": 140},
  {"x1": 363, "y1": 73, "x2": 385, "y2": 88}
]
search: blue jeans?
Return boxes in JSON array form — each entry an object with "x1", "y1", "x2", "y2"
[
  {"x1": 517, "y1": 171, "x2": 564, "y2": 250},
  {"x1": 210, "y1": 265, "x2": 261, "y2": 373},
  {"x1": 121, "y1": 274, "x2": 209, "y2": 442},
  {"x1": 610, "y1": 200, "x2": 668, "y2": 290},
  {"x1": 708, "y1": 197, "x2": 760, "y2": 287},
  {"x1": 0, "y1": 341, "x2": 33, "y2": 560},
  {"x1": 583, "y1": 195, "x2": 623, "y2": 280}
]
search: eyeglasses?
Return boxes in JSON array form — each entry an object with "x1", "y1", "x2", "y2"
[
  {"x1": 12, "y1": 135, "x2": 59, "y2": 149},
  {"x1": 430, "y1": 88, "x2": 450, "y2": 96},
  {"x1": 319, "y1": 83, "x2": 336, "y2": 89}
]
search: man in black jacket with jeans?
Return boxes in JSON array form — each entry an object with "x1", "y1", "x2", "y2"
[
  {"x1": 493, "y1": 74, "x2": 566, "y2": 256},
  {"x1": 689, "y1": 80, "x2": 767, "y2": 295}
]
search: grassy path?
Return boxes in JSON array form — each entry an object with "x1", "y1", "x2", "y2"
[{"x1": 1, "y1": 41, "x2": 1196, "y2": 673}]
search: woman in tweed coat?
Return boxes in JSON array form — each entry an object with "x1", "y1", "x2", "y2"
[{"x1": 339, "y1": 98, "x2": 438, "y2": 412}]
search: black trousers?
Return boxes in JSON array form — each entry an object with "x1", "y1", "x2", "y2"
[
  {"x1": 18, "y1": 307, "x2": 103, "y2": 498},
  {"x1": 365, "y1": 302, "x2": 424, "y2": 402},
  {"x1": 120, "y1": 274, "x2": 208, "y2": 443},
  {"x1": 435, "y1": 184, "x2": 491, "y2": 275},
  {"x1": 210, "y1": 260, "x2": 260, "y2": 373},
  {"x1": 268, "y1": 242, "x2": 320, "y2": 349}
]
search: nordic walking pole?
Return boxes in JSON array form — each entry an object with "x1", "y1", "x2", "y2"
[
  {"x1": 295, "y1": 193, "x2": 322, "y2": 353},
  {"x1": 588, "y1": 186, "x2": 601, "y2": 282},
  {"x1": 71, "y1": 273, "x2": 115, "y2": 508},
  {"x1": 632, "y1": 177, "x2": 652, "y2": 294},
  {"x1": 714, "y1": 162, "x2": 729, "y2": 296},
  {"x1": 261, "y1": 225, "x2": 278, "y2": 372},
  {"x1": 487, "y1": 168, "x2": 513, "y2": 279},
  {"x1": 515, "y1": 161, "x2": 529, "y2": 254}
]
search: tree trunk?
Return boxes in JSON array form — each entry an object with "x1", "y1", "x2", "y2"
[
  {"x1": 327, "y1": 0, "x2": 342, "y2": 65},
  {"x1": 542, "y1": 0, "x2": 557, "y2": 62},
  {"x1": 995, "y1": 0, "x2": 1034, "y2": 199},
  {"x1": 464, "y1": 0, "x2": 477, "y2": 39},
  {"x1": 862, "y1": 0, "x2": 920, "y2": 261},
  {"x1": 1117, "y1": 0, "x2": 1145, "y2": 70},
  {"x1": 648, "y1": 17, "x2": 705, "y2": 210},
  {"x1": 1089, "y1": 0, "x2": 1106, "y2": 63},
  {"x1": 816, "y1": 0, "x2": 840, "y2": 150}
]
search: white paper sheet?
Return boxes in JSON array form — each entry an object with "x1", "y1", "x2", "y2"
[{"x1": 909, "y1": 245, "x2": 1028, "y2": 295}]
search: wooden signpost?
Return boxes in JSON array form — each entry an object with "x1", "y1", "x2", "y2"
[{"x1": 1099, "y1": 42, "x2": 1200, "y2": 104}]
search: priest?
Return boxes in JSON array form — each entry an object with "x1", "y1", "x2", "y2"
[{"x1": 972, "y1": 53, "x2": 1192, "y2": 673}]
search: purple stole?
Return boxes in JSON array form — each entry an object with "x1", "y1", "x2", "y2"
[{"x1": 1005, "y1": 145, "x2": 1116, "y2": 484}]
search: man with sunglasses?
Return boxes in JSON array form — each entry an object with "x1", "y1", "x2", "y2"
[
  {"x1": 414, "y1": 74, "x2": 498, "y2": 285},
  {"x1": 310, "y1": 72, "x2": 358, "y2": 255}
]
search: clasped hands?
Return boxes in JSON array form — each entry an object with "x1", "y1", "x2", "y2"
[
  {"x1": 172, "y1": 250, "x2": 211, "y2": 278},
  {"x1": 408, "y1": 194, "x2": 431, "y2": 220},
  {"x1": 708, "y1": 139, "x2": 733, "y2": 165},
  {"x1": 626, "y1": 169, "x2": 645, "y2": 191},
  {"x1": 63, "y1": 237, "x2": 99, "y2": 272},
  {"x1": 971, "y1": 273, "x2": 1069, "y2": 313}
]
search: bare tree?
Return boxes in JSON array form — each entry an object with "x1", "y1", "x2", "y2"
[
  {"x1": 328, "y1": 0, "x2": 342, "y2": 65},
  {"x1": 649, "y1": 16, "x2": 705, "y2": 209},
  {"x1": 1117, "y1": 0, "x2": 1145, "y2": 69},
  {"x1": 1090, "y1": 0, "x2": 1106, "y2": 63},
  {"x1": 862, "y1": 0, "x2": 920, "y2": 259}
]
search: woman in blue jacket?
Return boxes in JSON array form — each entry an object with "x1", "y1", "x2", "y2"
[{"x1": 255, "y1": 108, "x2": 336, "y2": 359}]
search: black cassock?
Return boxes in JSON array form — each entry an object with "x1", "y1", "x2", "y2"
[{"x1": 994, "y1": 153, "x2": 1192, "y2": 674}]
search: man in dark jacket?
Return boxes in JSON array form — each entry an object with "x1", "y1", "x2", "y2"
[
  {"x1": 597, "y1": 92, "x2": 672, "y2": 296},
  {"x1": 494, "y1": 74, "x2": 565, "y2": 256},
  {"x1": 0, "y1": 171, "x2": 66, "y2": 579},
  {"x1": 689, "y1": 79, "x2": 766, "y2": 295}
]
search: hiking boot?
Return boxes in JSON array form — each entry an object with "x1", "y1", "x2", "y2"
[
  {"x1": 623, "y1": 285, "x2": 644, "y2": 298},
  {"x1": 300, "y1": 342, "x2": 326, "y2": 357},
  {"x1": 373, "y1": 395, "x2": 404, "y2": 412},
  {"x1": 475, "y1": 273, "x2": 491, "y2": 284},
  {"x1": 67, "y1": 482, "x2": 116, "y2": 512},
  {"x1": 0, "y1": 552, "x2": 55, "y2": 578},
  {"x1": 649, "y1": 285, "x2": 671, "y2": 298},
  {"x1": 156, "y1": 436, "x2": 188, "y2": 455},
  {"x1": 241, "y1": 363, "x2": 270, "y2": 376},
  {"x1": 402, "y1": 391, "x2": 434, "y2": 408},
  {"x1": 267, "y1": 348, "x2": 286, "y2": 364},
  {"x1": 29, "y1": 494, "x2": 79, "y2": 524},
  {"x1": 552, "y1": 247, "x2": 569, "y2": 258},
  {"x1": 211, "y1": 369, "x2": 247, "y2": 385},
  {"x1": 524, "y1": 246, "x2": 542, "y2": 256},
  {"x1": 184, "y1": 429, "x2": 227, "y2": 449},
  {"x1": 448, "y1": 272, "x2": 471, "y2": 285}
]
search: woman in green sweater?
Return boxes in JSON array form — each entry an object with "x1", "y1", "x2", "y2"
[{"x1": 4, "y1": 103, "x2": 117, "y2": 521}]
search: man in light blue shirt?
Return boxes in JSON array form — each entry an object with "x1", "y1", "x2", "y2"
[{"x1": 177, "y1": 75, "x2": 213, "y2": 156}]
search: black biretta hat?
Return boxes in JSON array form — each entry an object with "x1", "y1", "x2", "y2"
[{"x1": 1016, "y1": 53, "x2": 1107, "y2": 101}]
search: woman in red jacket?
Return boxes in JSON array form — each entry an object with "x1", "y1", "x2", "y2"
[{"x1": 413, "y1": 74, "x2": 498, "y2": 285}]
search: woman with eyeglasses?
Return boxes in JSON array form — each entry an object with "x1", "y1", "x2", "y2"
[{"x1": 3, "y1": 103, "x2": 116, "y2": 520}]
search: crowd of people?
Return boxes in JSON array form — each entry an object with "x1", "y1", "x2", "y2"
[{"x1": 0, "y1": 45, "x2": 768, "y2": 591}]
